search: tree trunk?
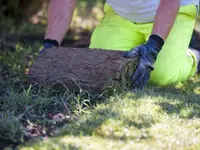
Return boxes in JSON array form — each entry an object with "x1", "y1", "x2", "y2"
[{"x1": 29, "y1": 47, "x2": 138, "y2": 92}]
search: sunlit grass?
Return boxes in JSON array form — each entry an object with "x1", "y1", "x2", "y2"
[{"x1": 19, "y1": 80, "x2": 200, "y2": 150}]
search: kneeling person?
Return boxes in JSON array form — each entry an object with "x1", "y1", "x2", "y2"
[{"x1": 42, "y1": 0, "x2": 200, "y2": 89}]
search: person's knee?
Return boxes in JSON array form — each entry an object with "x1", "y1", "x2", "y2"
[
  {"x1": 150, "y1": 61, "x2": 193, "y2": 85},
  {"x1": 149, "y1": 60, "x2": 179, "y2": 85},
  {"x1": 150, "y1": 69, "x2": 174, "y2": 85}
]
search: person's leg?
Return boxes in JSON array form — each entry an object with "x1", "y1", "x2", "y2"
[
  {"x1": 45, "y1": 0, "x2": 77, "y2": 44},
  {"x1": 141, "y1": 4, "x2": 198, "y2": 85},
  {"x1": 89, "y1": 4, "x2": 145, "y2": 51}
]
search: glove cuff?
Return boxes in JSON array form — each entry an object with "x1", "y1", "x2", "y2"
[
  {"x1": 147, "y1": 34, "x2": 164, "y2": 52},
  {"x1": 43, "y1": 39, "x2": 59, "y2": 47}
]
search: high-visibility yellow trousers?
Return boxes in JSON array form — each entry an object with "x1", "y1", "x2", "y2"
[{"x1": 90, "y1": 4, "x2": 198, "y2": 85}]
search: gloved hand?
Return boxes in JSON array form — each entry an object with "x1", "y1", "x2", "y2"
[
  {"x1": 39, "y1": 39, "x2": 59, "y2": 54},
  {"x1": 123, "y1": 34, "x2": 164, "y2": 89}
]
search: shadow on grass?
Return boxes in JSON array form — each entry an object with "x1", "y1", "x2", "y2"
[
  {"x1": 36, "y1": 76, "x2": 200, "y2": 142},
  {"x1": 56, "y1": 106, "x2": 155, "y2": 141},
  {"x1": 17, "y1": 77, "x2": 200, "y2": 149},
  {"x1": 133, "y1": 76, "x2": 200, "y2": 119}
]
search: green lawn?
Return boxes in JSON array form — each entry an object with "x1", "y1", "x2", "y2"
[
  {"x1": 1, "y1": 41, "x2": 200, "y2": 150},
  {"x1": 17, "y1": 77, "x2": 200, "y2": 150}
]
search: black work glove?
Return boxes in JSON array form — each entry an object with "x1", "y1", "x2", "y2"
[
  {"x1": 39, "y1": 39, "x2": 59, "y2": 54},
  {"x1": 123, "y1": 34, "x2": 164, "y2": 89}
]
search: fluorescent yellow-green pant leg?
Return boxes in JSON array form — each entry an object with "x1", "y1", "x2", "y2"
[
  {"x1": 89, "y1": 4, "x2": 145, "y2": 50},
  {"x1": 90, "y1": 4, "x2": 197, "y2": 85},
  {"x1": 141, "y1": 5, "x2": 197, "y2": 85}
]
